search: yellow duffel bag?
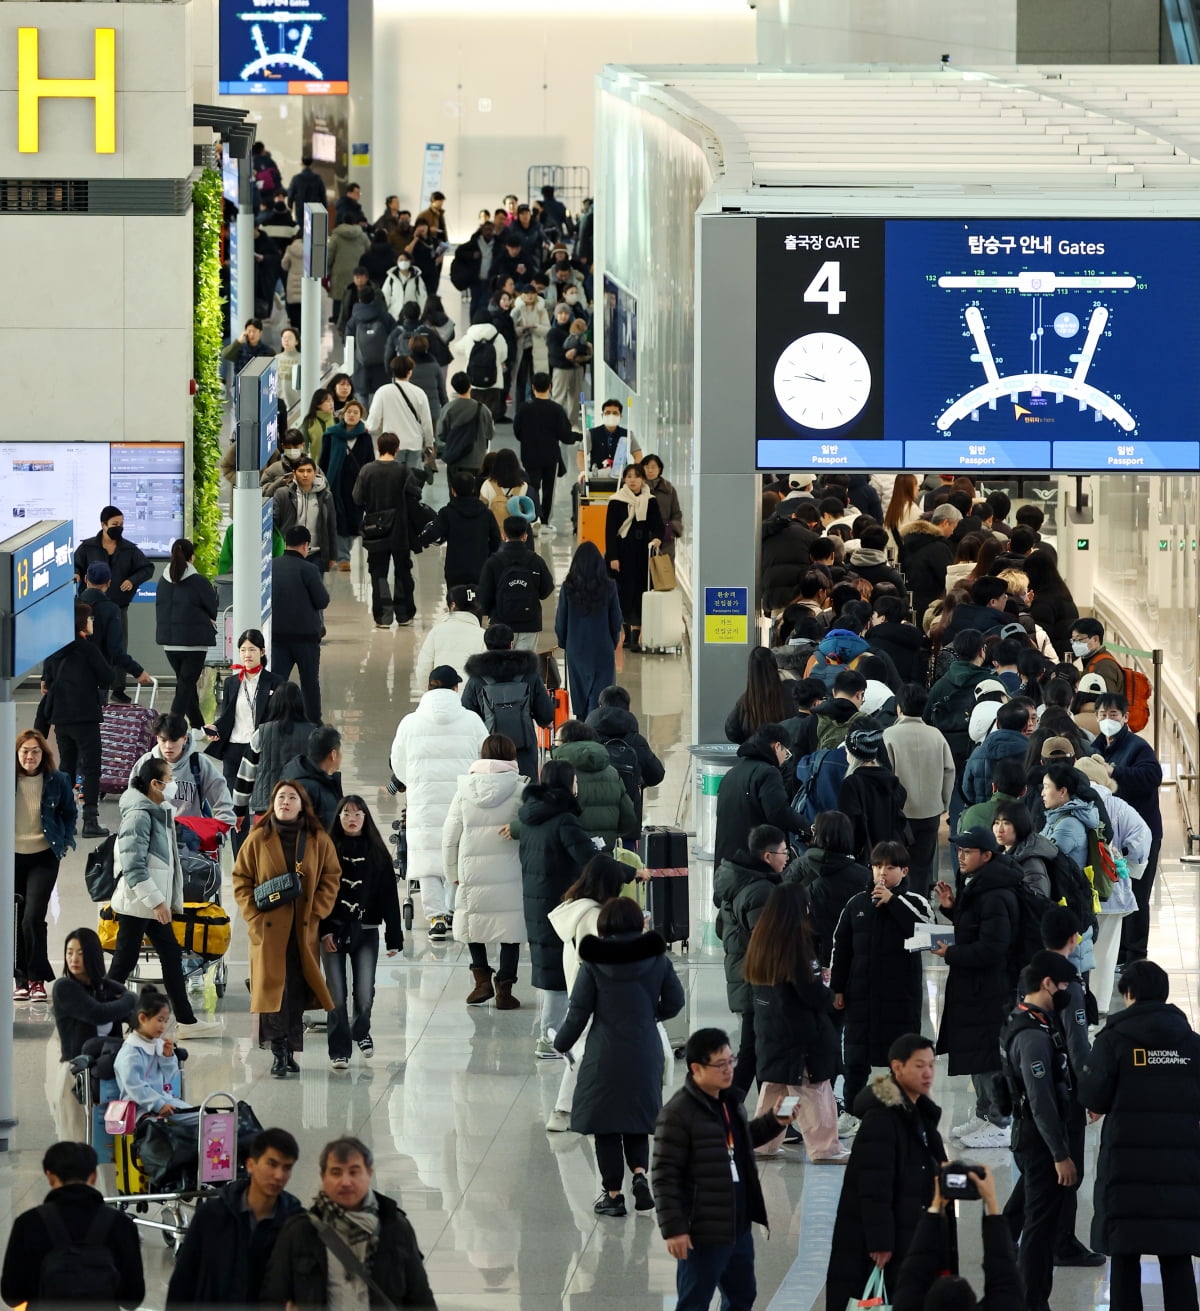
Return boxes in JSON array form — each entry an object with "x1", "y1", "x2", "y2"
[{"x1": 98, "y1": 902, "x2": 231, "y2": 960}]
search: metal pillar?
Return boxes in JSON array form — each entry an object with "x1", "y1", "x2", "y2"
[
  {"x1": 300, "y1": 275, "x2": 322, "y2": 411},
  {"x1": 0, "y1": 686, "x2": 15, "y2": 1150},
  {"x1": 236, "y1": 152, "x2": 255, "y2": 336},
  {"x1": 232, "y1": 472, "x2": 261, "y2": 646}
]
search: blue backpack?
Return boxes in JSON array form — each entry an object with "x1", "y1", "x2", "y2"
[{"x1": 791, "y1": 746, "x2": 848, "y2": 825}]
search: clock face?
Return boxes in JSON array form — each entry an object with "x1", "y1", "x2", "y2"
[{"x1": 772, "y1": 332, "x2": 872, "y2": 431}]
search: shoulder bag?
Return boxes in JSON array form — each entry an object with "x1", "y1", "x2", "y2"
[
  {"x1": 253, "y1": 830, "x2": 307, "y2": 911},
  {"x1": 312, "y1": 1219, "x2": 399, "y2": 1311}
]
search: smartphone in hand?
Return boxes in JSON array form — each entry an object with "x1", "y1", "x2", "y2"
[{"x1": 777, "y1": 1095, "x2": 800, "y2": 1117}]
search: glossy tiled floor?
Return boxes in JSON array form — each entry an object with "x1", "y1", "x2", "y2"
[{"x1": 2, "y1": 447, "x2": 1197, "y2": 1308}]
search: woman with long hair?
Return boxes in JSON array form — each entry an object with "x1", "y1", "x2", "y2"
[
  {"x1": 788, "y1": 810, "x2": 871, "y2": 968},
  {"x1": 479, "y1": 447, "x2": 531, "y2": 533},
  {"x1": 232, "y1": 779, "x2": 341, "y2": 1076},
  {"x1": 1023, "y1": 551, "x2": 1080, "y2": 658},
  {"x1": 965, "y1": 535, "x2": 1004, "y2": 585},
  {"x1": 884, "y1": 473, "x2": 922, "y2": 547},
  {"x1": 443, "y1": 733, "x2": 527, "y2": 1009},
  {"x1": 318, "y1": 396, "x2": 374, "y2": 570},
  {"x1": 742, "y1": 882, "x2": 844, "y2": 1161},
  {"x1": 555, "y1": 541, "x2": 623, "y2": 719},
  {"x1": 155, "y1": 537, "x2": 218, "y2": 728},
  {"x1": 553, "y1": 895, "x2": 684, "y2": 1216},
  {"x1": 13, "y1": 729, "x2": 76, "y2": 1003},
  {"x1": 233, "y1": 682, "x2": 318, "y2": 830},
  {"x1": 301, "y1": 387, "x2": 335, "y2": 466},
  {"x1": 321, "y1": 795, "x2": 402, "y2": 1070},
  {"x1": 944, "y1": 533, "x2": 984, "y2": 592},
  {"x1": 725, "y1": 646, "x2": 795, "y2": 744},
  {"x1": 48, "y1": 927, "x2": 135, "y2": 1141},
  {"x1": 604, "y1": 463, "x2": 665, "y2": 651}
]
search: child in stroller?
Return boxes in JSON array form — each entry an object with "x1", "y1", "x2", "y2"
[{"x1": 114, "y1": 985, "x2": 191, "y2": 1118}]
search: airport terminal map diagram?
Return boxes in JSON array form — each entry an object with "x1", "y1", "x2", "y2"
[{"x1": 219, "y1": 0, "x2": 347, "y2": 93}]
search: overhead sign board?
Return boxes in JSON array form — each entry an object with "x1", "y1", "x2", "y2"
[
  {"x1": 0, "y1": 520, "x2": 75, "y2": 679},
  {"x1": 218, "y1": 0, "x2": 348, "y2": 95},
  {"x1": 755, "y1": 217, "x2": 1200, "y2": 472}
]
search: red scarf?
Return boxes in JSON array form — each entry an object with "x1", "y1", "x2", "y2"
[{"x1": 232, "y1": 664, "x2": 262, "y2": 682}]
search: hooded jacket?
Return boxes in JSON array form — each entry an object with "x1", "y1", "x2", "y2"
[
  {"x1": 80, "y1": 586, "x2": 144, "y2": 678},
  {"x1": 838, "y1": 765, "x2": 908, "y2": 863},
  {"x1": 548, "y1": 897, "x2": 602, "y2": 996},
  {"x1": 390, "y1": 688, "x2": 488, "y2": 883},
  {"x1": 712, "y1": 851, "x2": 780, "y2": 1012},
  {"x1": 1041, "y1": 796, "x2": 1100, "y2": 870},
  {"x1": 790, "y1": 695, "x2": 871, "y2": 759},
  {"x1": 422, "y1": 494, "x2": 502, "y2": 586},
  {"x1": 760, "y1": 516, "x2": 817, "y2": 610},
  {"x1": 961, "y1": 728, "x2": 1031, "y2": 807},
  {"x1": 712, "y1": 735, "x2": 805, "y2": 870},
  {"x1": 867, "y1": 622, "x2": 925, "y2": 685},
  {"x1": 900, "y1": 521, "x2": 953, "y2": 619},
  {"x1": 826, "y1": 1073, "x2": 946, "y2": 1311},
  {"x1": 166, "y1": 1178, "x2": 304, "y2": 1309},
  {"x1": 443, "y1": 766, "x2": 527, "y2": 945},
  {"x1": 513, "y1": 783, "x2": 597, "y2": 990},
  {"x1": 936, "y1": 856, "x2": 1022, "y2": 1074},
  {"x1": 847, "y1": 549, "x2": 907, "y2": 602},
  {"x1": 1079, "y1": 1000, "x2": 1200, "y2": 1256},
  {"x1": 475, "y1": 540, "x2": 555, "y2": 631},
  {"x1": 271, "y1": 470, "x2": 337, "y2": 561},
  {"x1": 785, "y1": 846, "x2": 870, "y2": 966},
  {"x1": 944, "y1": 601, "x2": 1007, "y2": 640},
  {"x1": 461, "y1": 647, "x2": 554, "y2": 776},
  {"x1": 131, "y1": 736, "x2": 235, "y2": 827},
  {"x1": 110, "y1": 789, "x2": 183, "y2": 919},
  {"x1": 925, "y1": 658, "x2": 996, "y2": 758},
  {"x1": 1007, "y1": 831, "x2": 1058, "y2": 899},
  {"x1": 584, "y1": 704, "x2": 665, "y2": 827},
  {"x1": 554, "y1": 931, "x2": 684, "y2": 1135},
  {"x1": 154, "y1": 564, "x2": 219, "y2": 650},
  {"x1": 807, "y1": 628, "x2": 871, "y2": 687},
  {"x1": 414, "y1": 612, "x2": 487, "y2": 691},
  {"x1": 549, "y1": 740, "x2": 636, "y2": 849}
]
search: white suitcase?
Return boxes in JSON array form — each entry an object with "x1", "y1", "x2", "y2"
[{"x1": 640, "y1": 588, "x2": 684, "y2": 652}]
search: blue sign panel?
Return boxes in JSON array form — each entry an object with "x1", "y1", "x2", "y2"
[
  {"x1": 11, "y1": 584, "x2": 75, "y2": 679},
  {"x1": 903, "y1": 439, "x2": 1053, "y2": 471},
  {"x1": 261, "y1": 499, "x2": 274, "y2": 623},
  {"x1": 218, "y1": 0, "x2": 349, "y2": 94},
  {"x1": 235, "y1": 358, "x2": 279, "y2": 472},
  {"x1": 756, "y1": 439, "x2": 905, "y2": 470},
  {"x1": 0, "y1": 521, "x2": 73, "y2": 615},
  {"x1": 1051, "y1": 440, "x2": 1200, "y2": 472}
]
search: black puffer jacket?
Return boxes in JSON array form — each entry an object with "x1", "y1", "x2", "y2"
[
  {"x1": 422, "y1": 494, "x2": 502, "y2": 587},
  {"x1": 712, "y1": 851, "x2": 780, "y2": 1012},
  {"x1": 1079, "y1": 1000, "x2": 1200, "y2": 1256},
  {"x1": 42, "y1": 636, "x2": 114, "y2": 725},
  {"x1": 900, "y1": 522, "x2": 953, "y2": 620},
  {"x1": 584, "y1": 705, "x2": 665, "y2": 828},
  {"x1": 712, "y1": 736, "x2": 805, "y2": 869},
  {"x1": 867, "y1": 623, "x2": 925, "y2": 683},
  {"x1": 752, "y1": 968, "x2": 839, "y2": 1085},
  {"x1": 830, "y1": 881, "x2": 933, "y2": 1067},
  {"x1": 761, "y1": 517, "x2": 817, "y2": 611},
  {"x1": 554, "y1": 931, "x2": 684, "y2": 1134},
  {"x1": 784, "y1": 846, "x2": 870, "y2": 966},
  {"x1": 838, "y1": 766, "x2": 908, "y2": 863},
  {"x1": 514, "y1": 783, "x2": 596, "y2": 990},
  {"x1": 461, "y1": 647, "x2": 554, "y2": 779},
  {"x1": 826, "y1": 1074, "x2": 946, "y2": 1311},
  {"x1": 935, "y1": 856, "x2": 1021, "y2": 1075},
  {"x1": 653, "y1": 1078, "x2": 780, "y2": 1245},
  {"x1": 155, "y1": 568, "x2": 219, "y2": 649}
]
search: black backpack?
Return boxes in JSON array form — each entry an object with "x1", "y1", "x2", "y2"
[
  {"x1": 36, "y1": 1204, "x2": 121, "y2": 1307},
  {"x1": 1011, "y1": 880, "x2": 1054, "y2": 974},
  {"x1": 603, "y1": 736, "x2": 641, "y2": 807},
  {"x1": 492, "y1": 560, "x2": 542, "y2": 628},
  {"x1": 1043, "y1": 843, "x2": 1099, "y2": 940},
  {"x1": 929, "y1": 684, "x2": 975, "y2": 735},
  {"x1": 467, "y1": 330, "x2": 500, "y2": 389},
  {"x1": 84, "y1": 833, "x2": 119, "y2": 903},
  {"x1": 449, "y1": 245, "x2": 477, "y2": 292},
  {"x1": 479, "y1": 677, "x2": 533, "y2": 746},
  {"x1": 441, "y1": 402, "x2": 483, "y2": 467},
  {"x1": 356, "y1": 316, "x2": 388, "y2": 367}
]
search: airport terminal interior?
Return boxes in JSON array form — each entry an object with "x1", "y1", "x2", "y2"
[{"x1": 6, "y1": 0, "x2": 1200, "y2": 1307}]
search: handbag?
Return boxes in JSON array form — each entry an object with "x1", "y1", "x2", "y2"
[
  {"x1": 84, "y1": 834, "x2": 119, "y2": 903},
  {"x1": 1101, "y1": 873, "x2": 1137, "y2": 916},
  {"x1": 648, "y1": 547, "x2": 676, "y2": 592},
  {"x1": 846, "y1": 1266, "x2": 891, "y2": 1311},
  {"x1": 313, "y1": 1220, "x2": 399, "y2": 1311},
  {"x1": 104, "y1": 1099, "x2": 138, "y2": 1136},
  {"x1": 361, "y1": 508, "x2": 397, "y2": 543},
  {"x1": 253, "y1": 831, "x2": 307, "y2": 911}
]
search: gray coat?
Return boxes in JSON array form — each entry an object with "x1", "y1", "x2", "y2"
[
  {"x1": 110, "y1": 790, "x2": 183, "y2": 918},
  {"x1": 554, "y1": 931, "x2": 684, "y2": 1135}
]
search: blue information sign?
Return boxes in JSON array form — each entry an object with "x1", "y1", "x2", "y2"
[
  {"x1": 703, "y1": 587, "x2": 749, "y2": 644},
  {"x1": 261, "y1": 499, "x2": 274, "y2": 623},
  {"x1": 0, "y1": 522, "x2": 74, "y2": 615},
  {"x1": 235, "y1": 358, "x2": 280, "y2": 472}
]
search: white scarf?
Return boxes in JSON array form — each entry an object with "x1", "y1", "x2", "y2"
[{"x1": 610, "y1": 484, "x2": 650, "y2": 539}]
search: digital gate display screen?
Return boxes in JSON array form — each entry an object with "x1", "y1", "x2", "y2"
[
  {"x1": 218, "y1": 0, "x2": 348, "y2": 95},
  {"x1": 755, "y1": 218, "x2": 1200, "y2": 472}
]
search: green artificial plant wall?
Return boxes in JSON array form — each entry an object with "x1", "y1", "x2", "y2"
[{"x1": 191, "y1": 167, "x2": 224, "y2": 576}]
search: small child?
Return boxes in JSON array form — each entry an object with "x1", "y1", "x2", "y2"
[
  {"x1": 113, "y1": 985, "x2": 190, "y2": 1117},
  {"x1": 567, "y1": 319, "x2": 593, "y2": 369}
]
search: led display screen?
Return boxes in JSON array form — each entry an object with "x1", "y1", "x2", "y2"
[
  {"x1": 218, "y1": 0, "x2": 348, "y2": 95},
  {"x1": 755, "y1": 218, "x2": 1200, "y2": 471}
]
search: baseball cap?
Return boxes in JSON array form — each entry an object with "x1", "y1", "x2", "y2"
[
  {"x1": 973, "y1": 678, "x2": 1008, "y2": 700},
  {"x1": 1077, "y1": 672, "x2": 1107, "y2": 696},
  {"x1": 85, "y1": 562, "x2": 111, "y2": 585},
  {"x1": 930, "y1": 503, "x2": 963, "y2": 524},
  {"x1": 428, "y1": 665, "x2": 461, "y2": 688},
  {"x1": 1041, "y1": 736, "x2": 1075, "y2": 760},
  {"x1": 788, "y1": 472, "x2": 815, "y2": 491},
  {"x1": 949, "y1": 827, "x2": 1001, "y2": 854},
  {"x1": 1074, "y1": 755, "x2": 1116, "y2": 791},
  {"x1": 998, "y1": 622, "x2": 1029, "y2": 642},
  {"x1": 968, "y1": 700, "x2": 1001, "y2": 744}
]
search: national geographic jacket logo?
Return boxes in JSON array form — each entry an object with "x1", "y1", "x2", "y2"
[{"x1": 1132, "y1": 1047, "x2": 1191, "y2": 1067}]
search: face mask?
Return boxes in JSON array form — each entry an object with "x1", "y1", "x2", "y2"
[
  {"x1": 564, "y1": 291, "x2": 579, "y2": 303},
  {"x1": 1071, "y1": 640, "x2": 1090, "y2": 658},
  {"x1": 1052, "y1": 988, "x2": 1071, "y2": 1013},
  {"x1": 160, "y1": 780, "x2": 178, "y2": 804},
  {"x1": 106, "y1": 525, "x2": 123, "y2": 540},
  {"x1": 602, "y1": 414, "x2": 620, "y2": 429},
  {"x1": 1098, "y1": 718, "x2": 1123, "y2": 737},
  {"x1": 282, "y1": 447, "x2": 303, "y2": 463},
  {"x1": 397, "y1": 261, "x2": 411, "y2": 272}
]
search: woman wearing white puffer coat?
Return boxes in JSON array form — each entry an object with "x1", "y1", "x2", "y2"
[
  {"x1": 442, "y1": 734, "x2": 528, "y2": 1009},
  {"x1": 389, "y1": 666, "x2": 486, "y2": 941}
]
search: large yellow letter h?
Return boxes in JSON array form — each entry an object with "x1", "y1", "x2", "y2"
[{"x1": 17, "y1": 27, "x2": 116, "y2": 154}]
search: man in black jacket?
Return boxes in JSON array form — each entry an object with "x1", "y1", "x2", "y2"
[
  {"x1": 261, "y1": 1136, "x2": 435, "y2": 1308},
  {"x1": 43, "y1": 602, "x2": 114, "y2": 837},
  {"x1": 712, "y1": 725, "x2": 807, "y2": 870},
  {"x1": 1, "y1": 1140, "x2": 144, "y2": 1310},
  {"x1": 514, "y1": 372, "x2": 575, "y2": 527},
  {"x1": 653, "y1": 1028, "x2": 794, "y2": 1311},
  {"x1": 282, "y1": 726, "x2": 343, "y2": 832},
  {"x1": 825, "y1": 1034, "x2": 945, "y2": 1311},
  {"x1": 271, "y1": 528, "x2": 330, "y2": 723},
  {"x1": 760, "y1": 499, "x2": 819, "y2": 612},
  {"x1": 167, "y1": 1128, "x2": 302, "y2": 1308},
  {"x1": 847, "y1": 525, "x2": 907, "y2": 603},
  {"x1": 475, "y1": 518, "x2": 554, "y2": 650},
  {"x1": 352, "y1": 431, "x2": 418, "y2": 628},
  {"x1": 73, "y1": 505, "x2": 154, "y2": 701},
  {"x1": 421, "y1": 473, "x2": 501, "y2": 590},
  {"x1": 584, "y1": 684, "x2": 665, "y2": 830},
  {"x1": 80, "y1": 563, "x2": 152, "y2": 695},
  {"x1": 900, "y1": 505, "x2": 958, "y2": 620}
]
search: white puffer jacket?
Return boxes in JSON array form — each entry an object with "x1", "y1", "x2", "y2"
[
  {"x1": 443, "y1": 763, "x2": 528, "y2": 945},
  {"x1": 547, "y1": 897, "x2": 603, "y2": 994},
  {"x1": 390, "y1": 689, "x2": 487, "y2": 881},
  {"x1": 414, "y1": 612, "x2": 489, "y2": 691}
]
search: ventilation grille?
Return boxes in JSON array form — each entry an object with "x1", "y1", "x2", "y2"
[
  {"x1": 0, "y1": 178, "x2": 192, "y2": 216},
  {"x1": 194, "y1": 143, "x2": 218, "y2": 169}
]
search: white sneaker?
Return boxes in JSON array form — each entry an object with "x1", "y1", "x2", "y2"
[
  {"x1": 545, "y1": 1109, "x2": 572, "y2": 1132},
  {"x1": 951, "y1": 1114, "x2": 987, "y2": 1138},
  {"x1": 175, "y1": 1019, "x2": 225, "y2": 1041},
  {"x1": 810, "y1": 1149, "x2": 852, "y2": 1164},
  {"x1": 541, "y1": 523, "x2": 557, "y2": 535},
  {"x1": 330, "y1": 1057, "x2": 350, "y2": 1071},
  {"x1": 960, "y1": 1122, "x2": 1012, "y2": 1150},
  {"x1": 837, "y1": 1113, "x2": 861, "y2": 1138}
]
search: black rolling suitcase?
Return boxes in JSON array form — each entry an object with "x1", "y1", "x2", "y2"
[{"x1": 642, "y1": 825, "x2": 689, "y2": 951}]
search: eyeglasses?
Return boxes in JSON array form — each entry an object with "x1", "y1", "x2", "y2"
[
  {"x1": 765, "y1": 848, "x2": 788, "y2": 859},
  {"x1": 703, "y1": 1058, "x2": 738, "y2": 1072}
]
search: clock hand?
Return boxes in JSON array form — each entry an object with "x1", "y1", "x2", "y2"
[{"x1": 789, "y1": 372, "x2": 825, "y2": 383}]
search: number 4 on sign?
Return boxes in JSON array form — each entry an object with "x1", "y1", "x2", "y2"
[{"x1": 804, "y1": 261, "x2": 846, "y2": 315}]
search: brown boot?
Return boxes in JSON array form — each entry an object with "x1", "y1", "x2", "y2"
[
  {"x1": 494, "y1": 978, "x2": 521, "y2": 1010},
  {"x1": 466, "y1": 967, "x2": 495, "y2": 1005}
]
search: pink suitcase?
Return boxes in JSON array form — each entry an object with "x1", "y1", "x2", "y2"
[{"x1": 99, "y1": 680, "x2": 158, "y2": 796}]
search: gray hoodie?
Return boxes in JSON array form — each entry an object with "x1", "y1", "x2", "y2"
[{"x1": 130, "y1": 734, "x2": 235, "y2": 825}]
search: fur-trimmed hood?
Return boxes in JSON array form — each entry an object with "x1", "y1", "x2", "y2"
[
  {"x1": 578, "y1": 930, "x2": 668, "y2": 975},
  {"x1": 464, "y1": 647, "x2": 539, "y2": 681},
  {"x1": 901, "y1": 518, "x2": 944, "y2": 540},
  {"x1": 857, "y1": 1071, "x2": 942, "y2": 1122}
]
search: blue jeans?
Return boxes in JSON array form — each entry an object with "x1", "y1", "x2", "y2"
[
  {"x1": 324, "y1": 924, "x2": 380, "y2": 1059},
  {"x1": 675, "y1": 1227, "x2": 756, "y2": 1311}
]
